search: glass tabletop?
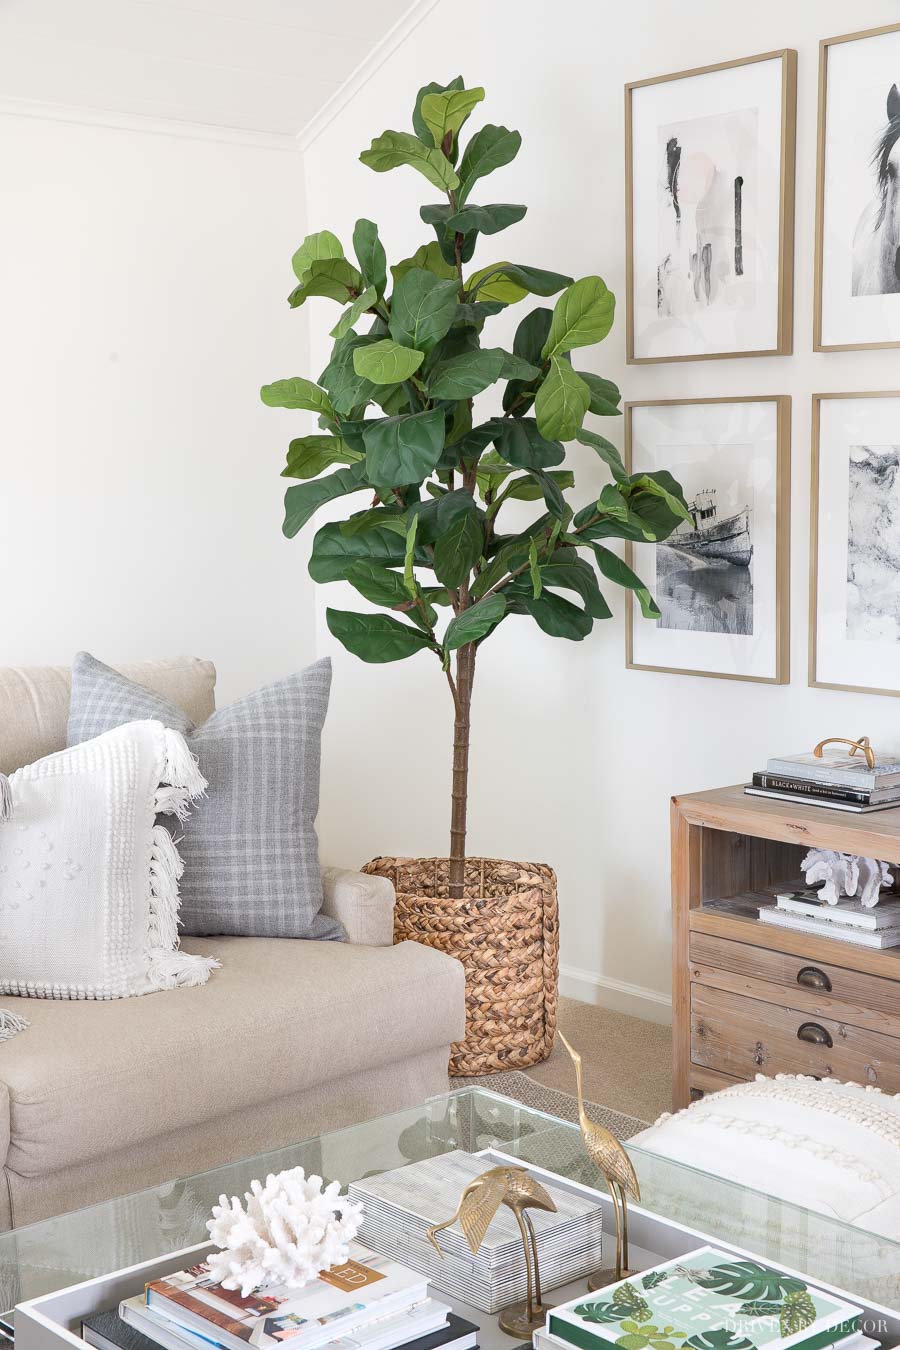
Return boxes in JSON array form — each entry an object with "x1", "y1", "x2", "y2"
[{"x1": 2, "y1": 1088, "x2": 899, "y2": 1317}]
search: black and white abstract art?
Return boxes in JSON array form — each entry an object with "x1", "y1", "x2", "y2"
[
  {"x1": 846, "y1": 445, "x2": 900, "y2": 642},
  {"x1": 812, "y1": 395, "x2": 900, "y2": 695},
  {"x1": 657, "y1": 109, "x2": 758, "y2": 320},
  {"x1": 628, "y1": 51, "x2": 792, "y2": 360}
]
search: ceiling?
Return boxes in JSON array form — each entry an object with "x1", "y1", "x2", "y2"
[{"x1": 0, "y1": 0, "x2": 419, "y2": 139}]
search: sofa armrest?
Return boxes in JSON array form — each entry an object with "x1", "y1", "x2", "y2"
[{"x1": 320, "y1": 867, "x2": 396, "y2": 946}]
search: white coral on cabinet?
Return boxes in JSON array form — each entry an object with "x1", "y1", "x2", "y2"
[
  {"x1": 801, "y1": 848, "x2": 893, "y2": 907},
  {"x1": 206, "y1": 1167, "x2": 363, "y2": 1297}
]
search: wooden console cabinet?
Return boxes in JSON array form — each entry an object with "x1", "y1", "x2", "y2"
[{"x1": 671, "y1": 784, "x2": 900, "y2": 1110}]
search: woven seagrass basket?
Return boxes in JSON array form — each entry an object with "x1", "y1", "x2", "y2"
[{"x1": 361, "y1": 856, "x2": 559, "y2": 1077}]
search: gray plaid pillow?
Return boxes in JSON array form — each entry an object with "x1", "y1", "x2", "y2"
[{"x1": 67, "y1": 652, "x2": 342, "y2": 940}]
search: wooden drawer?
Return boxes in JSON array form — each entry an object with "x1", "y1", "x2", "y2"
[
  {"x1": 691, "y1": 982, "x2": 900, "y2": 1090},
  {"x1": 690, "y1": 931, "x2": 900, "y2": 1038}
]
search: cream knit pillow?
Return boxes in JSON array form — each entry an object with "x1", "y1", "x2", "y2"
[{"x1": 0, "y1": 719, "x2": 218, "y2": 1009}]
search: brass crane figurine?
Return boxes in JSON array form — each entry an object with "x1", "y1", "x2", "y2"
[
  {"x1": 558, "y1": 1031, "x2": 641, "y2": 1288},
  {"x1": 426, "y1": 1164, "x2": 557, "y2": 1338}
]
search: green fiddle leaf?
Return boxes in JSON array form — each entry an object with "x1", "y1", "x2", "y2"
[
  {"x1": 353, "y1": 339, "x2": 425, "y2": 384},
  {"x1": 542, "y1": 275, "x2": 616, "y2": 357},
  {"x1": 363, "y1": 409, "x2": 445, "y2": 488},
  {"x1": 341, "y1": 508, "x2": 408, "y2": 538},
  {"x1": 453, "y1": 300, "x2": 507, "y2": 327},
  {"x1": 457, "y1": 124, "x2": 521, "y2": 204},
  {"x1": 346, "y1": 560, "x2": 415, "y2": 609},
  {"x1": 391, "y1": 242, "x2": 457, "y2": 286},
  {"x1": 542, "y1": 554, "x2": 611, "y2": 618},
  {"x1": 412, "y1": 76, "x2": 464, "y2": 145},
  {"x1": 291, "y1": 230, "x2": 343, "y2": 282},
  {"x1": 503, "y1": 306, "x2": 552, "y2": 412},
  {"x1": 577, "y1": 371, "x2": 622, "y2": 416},
  {"x1": 288, "y1": 257, "x2": 362, "y2": 308},
  {"x1": 495, "y1": 469, "x2": 574, "y2": 503},
  {"x1": 352, "y1": 219, "x2": 387, "y2": 296},
  {"x1": 497, "y1": 349, "x2": 541, "y2": 381},
  {"x1": 261, "y1": 377, "x2": 334, "y2": 418},
  {"x1": 577, "y1": 427, "x2": 628, "y2": 483},
  {"x1": 444, "y1": 594, "x2": 507, "y2": 649},
  {"x1": 403, "y1": 513, "x2": 419, "y2": 597},
  {"x1": 449, "y1": 419, "x2": 505, "y2": 465},
  {"x1": 319, "y1": 334, "x2": 387, "y2": 417},
  {"x1": 433, "y1": 510, "x2": 483, "y2": 588},
  {"x1": 421, "y1": 86, "x2": 485, "y2": 147},
  {"x1": 534, "y1": 355, "x2": 590, "y2": 440},
  {"x1": 390, "y1": 270, "x2": 460, "y2": 352},
  {"x1": 444, "y1": 203, "x2": 527, "y2": 235},
  {"x1": 518, "y1": 588, "x2": 593, "y2": 640},
  {"x1": 309, "y1": 521, "x2": 408, "y2": 582},
  {"x1": 282, "y1": 435, "x2": 362, "y2": 479},
  {"x1": 530, "y1": 467, "x2": 570, "y2": 520},
  {"x1": 428, "y1": 347, "x2": 505, "y2": 399},
  {"x1": 495, "y1": 418, "x2": 565, "y2": 469},
  {"x1": 326, "y1": 608, "x2": 435, "y2": 662},
  {"x1": 528, "y1": 539, "x2": 541, "y2": 599},
  {"x1": 282, "y1": 461, "x2": 369, "y2": 539},
  {"x1": 466, "y1": 261, "x2": 572, "y2": 304},
  {"x1": 592, "y1": 544, "x2": 660, "y2": 618},
  {"x1": 330, "y1": 286, "x2": 378, "y2": 339},
  {"x1": 629, "y1": 472, "x2": 692, "y2": 525},
  {"x1": 360, "y1": 129, "x2": 459, "y2": 191}
]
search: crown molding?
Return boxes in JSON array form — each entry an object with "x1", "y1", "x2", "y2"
[
  {"x1": 296, "y1": 0, "x2": 442, "y2": 152},
  {"x1": 0, "y1": 95, "x2": 300, "y2": 152}
]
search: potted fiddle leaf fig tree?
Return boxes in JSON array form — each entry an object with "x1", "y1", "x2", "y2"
[{"x1": 262, "y1": 77, "x2": 689, "y2": 1076}]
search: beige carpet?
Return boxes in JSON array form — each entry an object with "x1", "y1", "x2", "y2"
[{"x1": 458, "y1": 996, "x2": 672, "y2": 1124}]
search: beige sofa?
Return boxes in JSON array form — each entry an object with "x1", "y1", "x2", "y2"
[{"x1": 0, "y1": 658, "x2": 466, "y2": 1230}]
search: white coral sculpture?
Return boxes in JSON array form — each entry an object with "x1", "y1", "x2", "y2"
[
  {"x1": 801, "y1": 848, "x2": 893, "y2": 908},
  {"x1": 206, "y1": 1167, "x2": 363, "y2": 1297}
]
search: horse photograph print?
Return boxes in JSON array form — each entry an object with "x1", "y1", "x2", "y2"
[{"x1": 816, "y1": 22, "x2": 900, "y2": 349}]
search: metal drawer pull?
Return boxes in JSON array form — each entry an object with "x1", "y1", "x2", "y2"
[
  {"x1": 797, "y1": 966, "x2": 831, "y2": 992},
  {"x1": 797, "y1": 1021, "x2": 833, "y2": 1048}
]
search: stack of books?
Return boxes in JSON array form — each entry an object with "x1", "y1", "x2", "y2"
[
  {"x1": 536, "y1": 1244, "x2": 876, "y2": 1350},
  {"x1": 82, "y1": 1247, "x2": 478, "y2": 1350},
  {"x1": 761, "y1": 887, "x2": 900, "y2": 948},
  {"x1": 348, "y1": 1152, "x2": 604, "y2": 1313},
  {"x1": 746, "y1": 747, "x2": 900, "y2": 813}
]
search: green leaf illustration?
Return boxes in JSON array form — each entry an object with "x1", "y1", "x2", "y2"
[
  {"x1": 685, "y1": 1333, "x2": 756, "y2": 1350},
  {"x1": 679, "y1": 1261, "x2": 806, "y2": 1302},
  {"x1": 780, "y1": 1291, "x2": 817, "y2": 1338}
]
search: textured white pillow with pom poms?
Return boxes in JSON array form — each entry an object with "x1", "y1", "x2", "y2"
[
  {"x1": 0, "y1": 719, "x2": 219, "y2": 1013},
  {"x1": 630, "y1": 1074, "x2": 900, "y2": 1238}
]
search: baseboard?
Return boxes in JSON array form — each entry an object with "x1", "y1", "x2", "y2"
[{"x1": 559, "y1": 963, "x2": 673, "y2": 1026}]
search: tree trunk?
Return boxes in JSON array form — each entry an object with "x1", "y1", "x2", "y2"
[{"x1": 448, "y1": 641, "x2": 475, "y2": 899}]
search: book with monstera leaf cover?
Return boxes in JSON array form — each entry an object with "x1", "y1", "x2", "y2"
[{"x1": 547, "y1": 1246, "x2": 861, "y2": 1350}]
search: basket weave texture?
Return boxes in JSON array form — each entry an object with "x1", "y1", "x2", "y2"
[{"x1": 361, "y1": 856, "x2": 559, "y2": 1077}]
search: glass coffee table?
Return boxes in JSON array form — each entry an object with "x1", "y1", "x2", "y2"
[{"x1": 4, "y1": 1088, "x2": 900, "y2": 1338}]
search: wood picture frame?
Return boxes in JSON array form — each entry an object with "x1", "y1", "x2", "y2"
[
  {"x1": 625, "y1": 395, "x2": 791, "y2": 684},
  {"x1": 809, "y1": 391, "x2": 900, "y2": 696},
  {"x1": 625, "y1": 49, "x2": 797, "y2": 364},
  {"x1": 814, "y1": 23, "x2": 900, "y2": 352}
]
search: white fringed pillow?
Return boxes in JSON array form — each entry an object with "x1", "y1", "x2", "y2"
[{"x1": 0, "y1": 719, "x2": 219, "y2": 1000}]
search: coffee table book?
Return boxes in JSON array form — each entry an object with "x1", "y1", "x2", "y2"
[{"x1": 547, "y1": 1246, "x2": 861, "y2": 1350}]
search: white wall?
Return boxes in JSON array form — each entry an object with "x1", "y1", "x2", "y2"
[
  {"x1": 303, "y1": 0, "x2": 900, "y2": 1020},
  {"x1": 0, "y1": 114, "x2": 313, "y2": 706}
]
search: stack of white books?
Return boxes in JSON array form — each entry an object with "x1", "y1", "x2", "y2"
[
  {"x1": 761, "y1": 887, "x2": 900, "y2": 948},
  {"x1": 348, "y1": 1151, "x2": 603, "y2": 1313},
  {"x1": 106, "y1": 1246, "x2": 478, "y2": 1350}
]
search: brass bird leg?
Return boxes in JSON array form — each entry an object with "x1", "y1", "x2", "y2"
[
  {"x1": 498, "y1": 1206, "x2": 550, "y2": 1338},
  {"x1": 588, "y1": 1181, "x2": 623, "y2": 1291}
]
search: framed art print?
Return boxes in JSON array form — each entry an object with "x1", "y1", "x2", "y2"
[
  {"x1": 625, "y1": 397, "x2": 790, "y2": 683},
  {"x1": 810, "y1": 393, "x2": 900, "y2": 695},
  {"x1": 815, "y1": 24, "x2": 900, "y2": 351},
  {"x1": 625, "y1": 50, "x2": 796, "y2": 363}
]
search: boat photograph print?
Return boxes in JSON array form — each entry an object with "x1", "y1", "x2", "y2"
[{"x1": 626, "y1": 396, "x2": 790, "y2": 682}]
